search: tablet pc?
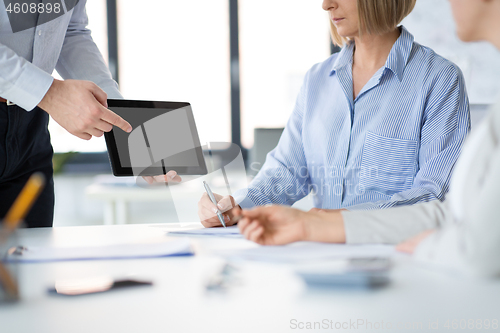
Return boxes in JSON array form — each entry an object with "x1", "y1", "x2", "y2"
[{"x1": 104, "y1": 99, "x2": 207, "y2": 177}]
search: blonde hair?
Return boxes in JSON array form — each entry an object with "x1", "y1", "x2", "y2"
[{"x1": 330, "y1": 0, "x2": 417, "y2": 46}]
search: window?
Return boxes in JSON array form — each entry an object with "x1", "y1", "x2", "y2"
[
  {"x1": 117, "y1": 0, "x2": 231, "y2": 147},
  {"x1": 50, "y1": 0, "x2": 231, "y2": 153},
  {"x1": 49, "y1": 0, "x2": 500, "y2": 155},
  {"x1": 239, "y1": 0, "x2": 331, "y2": 148}
]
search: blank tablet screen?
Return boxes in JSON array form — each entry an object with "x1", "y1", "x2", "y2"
[{"x1": 104, "y1": 100, "x2": 207, "y2": 176}]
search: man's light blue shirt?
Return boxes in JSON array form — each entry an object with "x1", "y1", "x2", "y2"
[
  {"x1": 236, "y1": 26, "x2": 470, "y2": 210},
  {"x1": 0, "y1": 0, "x2": 121, "y2": 111}
]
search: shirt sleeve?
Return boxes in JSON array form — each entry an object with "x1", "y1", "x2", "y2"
[
  {"x1": 342, "y1": 200, "x2": 449, "y2": 244},
  {"x1": 55, "y1": 0, "x2": 122, "y2": 99},
  {"x1": 233, "y1": 72, "x2": 311, "y2": 209},
  {"x1": 414, "y1": 146, "x2": 500, "y2": 277},
  {"x1": 0, "y1": 42, "x2": 54, "y2": 111},
  {"x1": 347, "y1": 63, "x2": 470, "y2": 211}
]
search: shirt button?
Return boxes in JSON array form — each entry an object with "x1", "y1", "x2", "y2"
[{"x1": 38, "y1": 30, "x2": 42, "y2": 36}]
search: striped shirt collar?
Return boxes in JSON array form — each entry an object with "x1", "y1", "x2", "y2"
[{"x1": 331, "y1": 26, "x2": 415, "y2": 82}]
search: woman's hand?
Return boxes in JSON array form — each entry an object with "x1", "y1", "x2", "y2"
[
  {"x1": 198, "y1": 193, "x2": 241, "y2": 228},
  {"x1": 396, "y1": 230, "x2": 436, "y2": 254},
  {"x1": 238, "y1": 206, "x2": 346, "y2": 245},
  {"x1": 238, "y1": 206, "x2": 310, "y2": 245},
  {"x1": 142, "y1": 170, "x2": 182, "y2": 184}
]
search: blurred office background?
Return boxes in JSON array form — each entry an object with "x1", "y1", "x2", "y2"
[{"x1": 51, "y1": 0, "x2": 500, "y2": 227}]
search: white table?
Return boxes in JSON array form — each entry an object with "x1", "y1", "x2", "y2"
[{"x1": 1, "y1": 224, "x2": 499, "y2": 333}]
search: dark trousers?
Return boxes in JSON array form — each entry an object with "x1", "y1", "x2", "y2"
[{"x1": 0, "y1": 104, "x2": 54, "y2": 228}]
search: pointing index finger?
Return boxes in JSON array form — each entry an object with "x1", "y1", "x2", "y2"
[{"x1": 101, "y1": 107, "x2": 132, "y2": 133}]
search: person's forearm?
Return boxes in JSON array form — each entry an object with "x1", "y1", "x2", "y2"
[
  {"x1": 304, "y1": 212, "x2": 346, "y2": 243},
  {"x1": 342, "y1": 201, "x2": 447, "y2": 244}
]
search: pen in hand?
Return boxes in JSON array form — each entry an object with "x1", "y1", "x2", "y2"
[{"x1": 203, "y1": 181, "x2": 227, "y2": 228}]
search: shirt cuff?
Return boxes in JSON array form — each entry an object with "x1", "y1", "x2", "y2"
[
  {"x1": 340, "y1": 203, "x2": 443, "y2": 245},
  {"x1": 2, "y1": 63, "x2": 54, "y2": 111},
  {"x1": 232, "y1": 188, "x2": 255, "y2": 209},
  {"x1": 101, "y1": 84, "x2": 123, "y2": 99}
]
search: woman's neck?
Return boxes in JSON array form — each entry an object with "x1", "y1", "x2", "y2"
[
  {"x1": 352, "y1": 28, "x2": 401, "y2": 71},
  {"x1": 480, "y1": 2, "x2": 500, "y2": 51},
  {"x1": 487, "y1": 26, "x2": 500, "y2": 51}
]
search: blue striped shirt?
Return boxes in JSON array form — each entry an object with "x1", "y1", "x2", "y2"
[{"x1": 235, "y1": 26, "x2": 470, "y2": 210}]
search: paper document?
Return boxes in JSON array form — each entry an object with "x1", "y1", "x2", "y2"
[
  {"x1": 168, "y1": 225, "x2": 242, "y2": 238},
  {"x1": 224, "y1": 243, "x2": 395, "y2": 263},
  {"x1": 5, "y1": 239, "x2": 193, "y2": 263}
]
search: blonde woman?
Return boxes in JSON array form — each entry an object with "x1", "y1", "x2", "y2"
[
  {"x1": 198, "y1": 0, "x2": 470, "y2": 227},
  {"x1": 238, "y1": 0, "x2": 500, "y2": 277}
]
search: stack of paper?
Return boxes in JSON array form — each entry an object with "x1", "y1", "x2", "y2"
[
  {"x1": 168, "y1": 225, "x2": 242, "y2": 238},
  {"x1": 5, "y1": 239, "x2": 193, "y2": 263}
]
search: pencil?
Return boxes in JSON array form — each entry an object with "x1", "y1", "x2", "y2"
[
  {"x1": 0, "y1": 263, "x2": 18, "y2": 299},
  {"x1": 0, "y1": 173, "x2": 44, "y2": 300},
  {"x1": 4, "y1": 172, "x2": 46, "y2": 230}
]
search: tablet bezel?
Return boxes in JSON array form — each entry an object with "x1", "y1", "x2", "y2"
[{"x1": 104, "y1": 99, "x2": 207, "y2": 177}]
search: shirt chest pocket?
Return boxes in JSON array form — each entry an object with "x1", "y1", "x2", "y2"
[{"x1": 359, "y1": 131, "x2": 418, "y2": 196}]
